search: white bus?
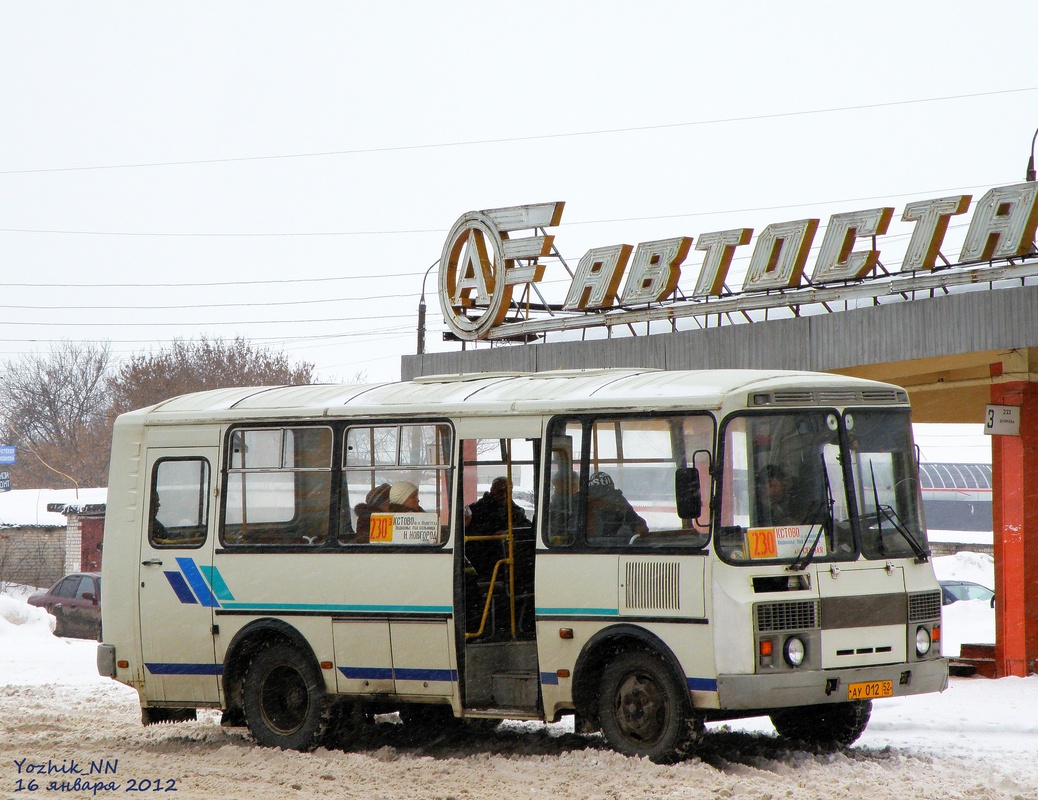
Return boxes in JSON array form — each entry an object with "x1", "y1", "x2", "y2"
[{"x1": 97, "y1": 368, "x2": 947, "y2": 763}]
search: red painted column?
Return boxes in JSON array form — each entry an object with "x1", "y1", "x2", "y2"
[{"x1": 989, "y1": 380, "x2": 1038, "y2": 677}]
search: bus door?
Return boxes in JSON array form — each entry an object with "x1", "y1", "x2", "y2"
[
  {"x1": 138, "y1": 445, "x2": 220, "y2": 705},
  {"x1": 457, "y1": 424, "x2": 542, "y2": 711}
]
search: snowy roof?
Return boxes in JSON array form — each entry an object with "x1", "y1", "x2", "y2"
[
  {"x1": 0, "y1": 488, "x2": 107, "y2": 528},
  {"x1": 120, "y1": 368, "x2": 909, "y2": 422},
  {"x1": 918, "y1": 462, "x2": 992, "y2": 490}
]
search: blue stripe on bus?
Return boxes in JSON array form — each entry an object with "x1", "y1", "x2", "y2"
[
  {"x1": 540, "y1": 672, "x2": 559, "y2": 686},
  {"x1": 687, "y1": 677, "x2": 718, "y2": 692},
  {"x1": 175, "y1": 557, "x2": 220, "y2": 608},
  {"x1": 534, "y1": 607, "x2": 619, "y2": 616},
  {"x1": 145, "y1": 662, "x2": 223, "y2": 676},
  {"x1": 218, "y1": 602, "x2": 452, "y2": 614},
  {"x1": 338, "y1": 666, "x2": 394, "y2": 681},
  {"x1": 337, "y1": 666, "x2": 456, "y2": 682},
  {"x1": 163, "y1": 571, "x2": 199, "y2": 605},
  {"x1": 394, "y1": 668, "x2": 458, "y2": 683},
  {"x1": 199, "y1": 566, "x2": 235, "y2": 602}
]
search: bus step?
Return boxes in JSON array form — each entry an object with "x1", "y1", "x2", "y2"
[
  {"x1": 465, "y1": 708, "x2": 543, "y2": 722},
  {"x1": 492, "y1": 670, "x2": 539, "y2": 708}
]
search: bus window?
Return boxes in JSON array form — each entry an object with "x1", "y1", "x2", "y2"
[
  {"x1": 546, "y1": 415, "x2": 713, "y2": 549},
  {"x1": 718, "y1": 412, "x2": 854, "y2": 563},
  {"x1": 149, "y1": 458, "x2": 210, "y2": 548},
  {"x1": 340, "y1": 423, "x2": 452, "y2": 545},
  {"x1": 546, "y1": 423, "x2": 582, "y2": 547},
  {"x1": 222, "y1": 426, "x2": 333, "y2": 546},
  {"x1": 846, "y1": 409, "x2": 929, "y2": 560}
]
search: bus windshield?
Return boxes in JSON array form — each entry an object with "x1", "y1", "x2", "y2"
[
  {"x1": 717, "y1": 407, "x2": 930, "y2": 565},
  {"x1": 845, "y1": 408, "x2": 929, "y2": 561},
  {"x1": 718, "y1": 410, "x2": 854, "y2": 565}
]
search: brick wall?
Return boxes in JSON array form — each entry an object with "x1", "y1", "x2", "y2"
[{"x1": 0, "y1": 527, "x2": 67, "y2": 589}]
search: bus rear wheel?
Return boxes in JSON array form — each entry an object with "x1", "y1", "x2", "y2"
[
  {"x1": 242, "y1": 643, "x2": 329, "y2": 751},
  {"x1": 770, "y1": 700, "x2": 872, "y2": 749},
  {"x1": 597, "y1": 648, "x2": 702, "y2": 764}
]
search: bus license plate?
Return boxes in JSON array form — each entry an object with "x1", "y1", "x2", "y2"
[{"x1": 848, "y1": 680, "x2": 893, "y2": 700}]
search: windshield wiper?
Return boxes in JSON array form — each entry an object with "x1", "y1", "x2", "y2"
[
  {"x1": 788, "y1": 455, "x2": 835, "y2": 572},
  {"x1": 866, "y1": 460, "x2": 929, "y2": 563},
  {"x1": 875, "y1": 503, "x2": 929, "y2": 563}
]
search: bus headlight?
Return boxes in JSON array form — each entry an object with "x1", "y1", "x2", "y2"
[
  {"x1": 915, "y1": 626, "x2": 932, "y2": 656},
  {"x1": 784, "y1": 636, "x2": 806, "y2": 667}
]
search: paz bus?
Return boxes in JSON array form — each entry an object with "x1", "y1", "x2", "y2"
[{"x1": 97, "y1": 368, "x2": 948, "y2": 763}]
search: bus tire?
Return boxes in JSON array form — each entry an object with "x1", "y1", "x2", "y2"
[
  {"x1": 597, "y1": 647, "x2": 702, "y2": 763},
  {"x1": 770, "y1": 700, "x2": 872, "y2": 748},
  {"x1": 242, "y1": 643, "x2": 330, "y2": 751}
]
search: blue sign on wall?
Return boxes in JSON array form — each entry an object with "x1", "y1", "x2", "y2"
[{"x1": 0, "y1": 446, "x2": 15, "y2": 464}]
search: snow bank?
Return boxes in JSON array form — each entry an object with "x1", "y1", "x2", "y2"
[
  {"x1": 932, "y1": 550, "x2": 995, "y2": 587},
  {"x1": 0, "y1": 593, "x2": 54, "y2": 630},
  {"x1": 0, "y1": 592, "x2": 105, "y2": 687}
]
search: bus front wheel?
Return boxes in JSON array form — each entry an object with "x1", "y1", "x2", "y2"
[
  {"x1": 770, "y1": 700, "x2": 872, "y2": 749},
  {"x1": 597, "y1": 648, "x2": 702, "y2": 763},
  {"x1": 242, "y1": 643, "x2": 329, "y2": 751}
]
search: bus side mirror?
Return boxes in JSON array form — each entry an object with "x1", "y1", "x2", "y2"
[{"x1": 675, "y1": 467, "x2": 702, "y2": 520}]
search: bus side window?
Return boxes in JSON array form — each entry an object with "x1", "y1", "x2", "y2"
[
  {"x1": 550, "y1": 414, "x2": 714, "y2": 550},
  {"x1": 547, "y1": 427, "x2": 580, "y2": 547},
  {"x1": 150, "y1": 457, "x2": 210, "y2": 548},
  {"x1": 341, "y1": 423, "x2": 453, "y2": 547},
  {"x1": 222, "y1": 427, "x2": 333, "y2": 546}
]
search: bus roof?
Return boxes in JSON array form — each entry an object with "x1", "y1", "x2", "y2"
[{"x1": 120, "y1": 368, "x2": 909, "y2": 424}]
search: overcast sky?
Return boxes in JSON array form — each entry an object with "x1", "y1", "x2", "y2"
[{"x1": 1, "y1": 1, "x2": 1036, "y2": 385}]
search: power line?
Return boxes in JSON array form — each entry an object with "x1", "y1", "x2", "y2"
[
  {"x1": 0, "y1": 271, "x2": 427, "y2": 289},
  {"x1": 1, "y1": 87, "x2": 1033, "y2": 176},
  {"x1": 0, "y1": 180, "x2": 1003, "y2": 240},
  {"x1": 0, "y1": 226, "x2": 441, "y2": 237},
  {"x1": 0, "y1": 311, "x2": 418, "y2": 327},
  {"x1": 0, "y1": 292, "x2": 411, "y2": 311}
]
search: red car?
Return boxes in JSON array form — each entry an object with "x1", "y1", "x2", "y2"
[{"x1": 27, "y1": 572, "x2": 102, "y2": 640}]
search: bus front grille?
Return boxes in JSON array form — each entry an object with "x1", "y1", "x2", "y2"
[
  {"x1": 908, "y1": 590, "x2": 942, "y2": 622},
  {"x1": 756, "y1": 600, "x2": 819, "y2": 632}
]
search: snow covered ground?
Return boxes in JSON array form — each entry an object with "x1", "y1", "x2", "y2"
[{"x1": 3, "y1": 553, "x2": 1036, "y2": 800}]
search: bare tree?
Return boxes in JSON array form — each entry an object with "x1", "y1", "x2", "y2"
[
  {"x1": 107, "y1": 336, "x2": 316, "y2": 418},
  {"x1": 0, "y1": 338, "x2": 316, "y2": 490},
  {"x1": 0, "y1": 342, "x2": 113, "y2": 489}
]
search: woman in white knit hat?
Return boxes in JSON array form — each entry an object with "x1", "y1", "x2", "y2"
[{"x1": 385, "y1": 480, "x2": 423, "y2": 512}]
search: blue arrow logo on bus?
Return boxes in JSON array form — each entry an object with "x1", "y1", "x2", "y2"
[{"x1": 162, "y1": 557, "x2": 235, "y2": 608}]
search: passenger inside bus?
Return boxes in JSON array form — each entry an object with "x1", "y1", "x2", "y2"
[
  {"x1": 148, "y1": 488, "x2": 168, "y2": 542},
  {"x1": 384, "y1": 480, "x2": 423, "y2": 512},
  {"x1": 352, "y1": 483, "x2": 391, "y2": 543},
  {"x1": 466, "y1": 477, "x2": 530, "y2": 579},
  {"x1": 586, "y1": 471, "x2": 649, "y2": 543},
  {"x1": 756, "y1": 464, "x2": 799, "y2": 526}
]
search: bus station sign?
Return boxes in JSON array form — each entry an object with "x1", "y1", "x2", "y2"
[
  {"x1": 438, "y1": 183, "x2": 1038, "y2": 342},
  {"x1": 985, "y1": 404, "x2": 1021, "y2": 436}
]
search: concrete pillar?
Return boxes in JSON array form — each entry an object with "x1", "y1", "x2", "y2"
[{"x1": 989, "y1": 379, "x2": 1038, "y2": 677}]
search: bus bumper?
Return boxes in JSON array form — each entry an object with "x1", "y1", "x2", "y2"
[
  {"x1": 715, "y1": 658, "x2": 948, "y2": 710},
  {"x1": 97, "y1": 644, "x2": 117, "y2": 678}
]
